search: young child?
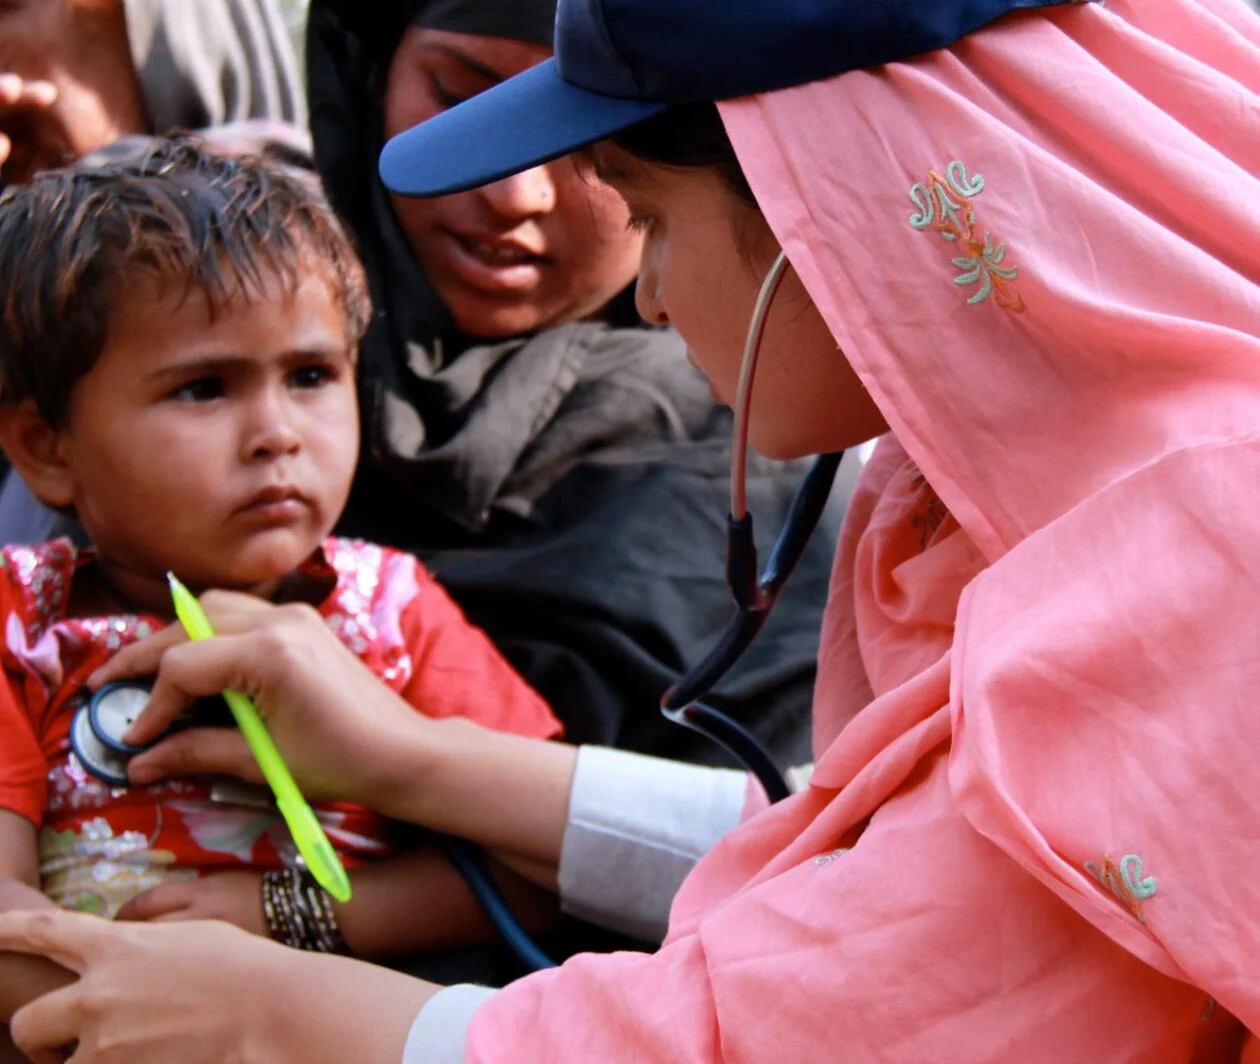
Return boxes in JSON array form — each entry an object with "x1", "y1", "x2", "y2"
[{"x1": 0, "y1": 139, "x2": 561, "y2": 963}]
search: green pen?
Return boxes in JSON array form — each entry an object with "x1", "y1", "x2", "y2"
[{"x1": 167, "y1": 572, "x2": 352, "y2": 902}]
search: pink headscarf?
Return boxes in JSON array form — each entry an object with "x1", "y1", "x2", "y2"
[{"x1": 470, "y1": 1, "x2": 1260, "y2": 1057}]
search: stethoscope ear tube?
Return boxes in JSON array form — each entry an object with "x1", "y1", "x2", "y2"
[
  {"x1": 760, "y1": 451, "x2": 844, "y2": 595},
  {"x1": 664, "y1": 700, "x2": 792, "y2": 804}
]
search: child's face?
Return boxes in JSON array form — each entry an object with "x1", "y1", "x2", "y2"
[{"x1": 50, "y1": 267, "x2": 359, "y2": 597}]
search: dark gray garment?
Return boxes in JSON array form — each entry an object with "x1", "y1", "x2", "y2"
[{"x1": 122, "y1": 0, "x2": 307, "y2": 130}]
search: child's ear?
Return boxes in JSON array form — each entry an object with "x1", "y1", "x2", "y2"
[{"x1": 0, "y1": 400, "x2": 77, "y2": 510}]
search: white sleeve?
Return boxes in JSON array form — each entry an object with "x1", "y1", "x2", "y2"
[
  {"x1": 401, "y1": 985, "x2": 498, "y2": 1064},
  {"x1": 556, "y1": 745, "x2": 748, "y2": 943}
]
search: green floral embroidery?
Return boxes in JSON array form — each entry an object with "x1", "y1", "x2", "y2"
[
  {"x1": 908, "y1": 161, "x2": 1023, "y2": 311},
  {"x1": 1084, "y1": 854, "x2": 1158, "y2": 922}
]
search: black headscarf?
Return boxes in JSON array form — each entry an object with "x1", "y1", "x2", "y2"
[{"x1": 412, "y1": 0, "x2": 557, "y2": 47}]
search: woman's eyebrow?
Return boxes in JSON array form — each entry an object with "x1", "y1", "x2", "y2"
[
  {"x1": 590, "y1": 153, "x2": 641, "y2": 190},
  {"x1": 419, "y1": 43, "x2": 506, "y2": 84}
]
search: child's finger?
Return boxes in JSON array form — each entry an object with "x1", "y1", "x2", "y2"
[
  {"x1": 147, "y1": 910, "x2": 198, "y2": 924},
  {"x1": 113, "y1": 884, "x2": 189, "y2": 923}
]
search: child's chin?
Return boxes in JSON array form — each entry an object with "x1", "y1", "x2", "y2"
[{"x1": 218, "y1": 536, "x2": 325, "y2": 590}]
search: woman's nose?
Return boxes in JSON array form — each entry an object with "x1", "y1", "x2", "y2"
[
  {"x1": 634, "y1": 273, "x2": 669, "y2": 326},
  {"x1": 478, "y1": 164, "x2": 557, "y2": 219}
]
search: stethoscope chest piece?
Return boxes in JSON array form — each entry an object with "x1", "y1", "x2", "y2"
[
  {"x1": 88, "y1": 681, "x2": 154, "y2": 756},
  {"x1": 70, "y1": 699, "x2": 132, "y2": 787},
  {"x1": 70, "y1": 681, "x2": 155, "y2": 785}
]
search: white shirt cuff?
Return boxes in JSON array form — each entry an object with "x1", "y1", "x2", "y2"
[
  {"x1": 557, "y1": 745, "x2": 748, "y2": 943},
  {"x1": 401, "y1": 984, "x2": 497, "y2": 1064}
]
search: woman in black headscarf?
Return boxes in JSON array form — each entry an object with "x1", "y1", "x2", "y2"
[{"x1": 307, "y1": 0, "x2": 847, "y2": 768}]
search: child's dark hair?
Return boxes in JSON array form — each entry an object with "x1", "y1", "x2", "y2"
[
  {"x1": 0, "y1": 137, "x2": 371, "y2": 428},
  {"x1": 609, "y1": 102, "x2": 756, "y2": 209}
]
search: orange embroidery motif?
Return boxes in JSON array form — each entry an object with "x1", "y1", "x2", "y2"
[
  {"x1": 1084, "y1": 854, "x2": 1158, "y2": 923},
  {"x1": 908, "y1": 161, "x2": 1024, "y2": 312}
]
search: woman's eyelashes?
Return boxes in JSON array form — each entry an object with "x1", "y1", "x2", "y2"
[
  {"x1": 625, "y1": 212, "x2": 654, "y2": 234},
  {"x1": 428, "y1": 72, "x2": 479, "y2": 111}
]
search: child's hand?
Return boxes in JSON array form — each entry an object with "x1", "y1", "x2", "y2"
[{"x1": 114, "y1": 873, "x2": 266, "y2": 938}]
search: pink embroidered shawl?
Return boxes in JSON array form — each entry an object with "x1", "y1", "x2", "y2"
[{"x1": 470, "y1": 1, "x2": 1260, "y2": 1057}]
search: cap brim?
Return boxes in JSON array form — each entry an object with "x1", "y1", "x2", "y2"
[{"x1": 379, "y1": 59, "x2": 668, "y2": 198}]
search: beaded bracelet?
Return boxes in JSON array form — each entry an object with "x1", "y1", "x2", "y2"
[{"x1": 261, "y1": 866, "x2": 349, "y2": 954}]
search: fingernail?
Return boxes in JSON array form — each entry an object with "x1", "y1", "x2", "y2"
[{"x1": 0, "y1": 74, "x2": 20, "y2": 99}]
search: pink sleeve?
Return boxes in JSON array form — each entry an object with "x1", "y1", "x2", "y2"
[{"x1": 466, "y1": 750, "x2": 1208, "y2": 1061}]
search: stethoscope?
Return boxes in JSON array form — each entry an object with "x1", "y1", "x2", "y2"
[
  {"x1": 659, "y1": 249, "x2": 841, "y2": 805},
  {"x1": 70, "y1": 682, "x2": 169, "y2": 787},
  {"x1": 453, "y1": 249, "x2": 842, "y2": 968},
  {"x1": 71, "y1": 683, "x2": 231, "y2": 787},
  {"x1": 69, "y1": 251, "x2": 841, "y2": 971}
]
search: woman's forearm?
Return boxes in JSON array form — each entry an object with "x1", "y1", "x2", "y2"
[{"x1": 373, "y1": 720, "x2": 579, "y2": 869}]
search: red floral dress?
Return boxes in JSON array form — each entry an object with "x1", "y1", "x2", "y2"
[{"x1": 0, "y1": 538, "x2": 560, "y2": 916}]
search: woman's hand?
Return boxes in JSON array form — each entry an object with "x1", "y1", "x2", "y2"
[
  {"x1": 91, "y1": 591, "x2": 436, "y2": 808},
  {"x1": 114, "y1": 874, "x2": 266, "y2": 938},
  {"x1": 95, "y1": 589, "x2": 579, "y2": 865},
  {"x1": 0, "y1": 909, "x2": 438, "y2": 1064}
]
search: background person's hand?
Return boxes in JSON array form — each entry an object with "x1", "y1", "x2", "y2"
[
  {"x1": 90, "y1": 591, "x2": 438, "y2": 808},
  {"x1": 114, "y1": 873, "x2": 267, "y2": 938},
  {"x1": 0, "y1": 909, "x2": 437, "y2": 1064},
  {"x1": 0, "y1": 75, "x2": 60, "y2": 181}
]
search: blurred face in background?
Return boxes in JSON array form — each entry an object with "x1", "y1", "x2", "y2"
[{"x1": 382, "y1": 26, "x2": 644, "y2": 338}]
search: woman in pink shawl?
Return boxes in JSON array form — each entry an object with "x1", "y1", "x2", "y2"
[{"x1": 0, "y1": 0, "x2": 1258, "y2": 1060}]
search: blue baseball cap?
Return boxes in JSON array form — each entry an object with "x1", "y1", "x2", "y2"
[{"x1": 380, "y1": 0, "x2": 1075, "y2": 197}]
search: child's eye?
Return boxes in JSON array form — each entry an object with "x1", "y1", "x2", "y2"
[
  {"x1": 289, "y1": 365, "x2": 335, "y2": 389},
  {"x1": 171, "y1": 377, "x2": 225, "y2": 402}
]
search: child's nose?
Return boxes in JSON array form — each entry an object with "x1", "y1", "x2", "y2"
[{"x1": 244, "y1": 396, "x2": 301, "y2": 460}]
